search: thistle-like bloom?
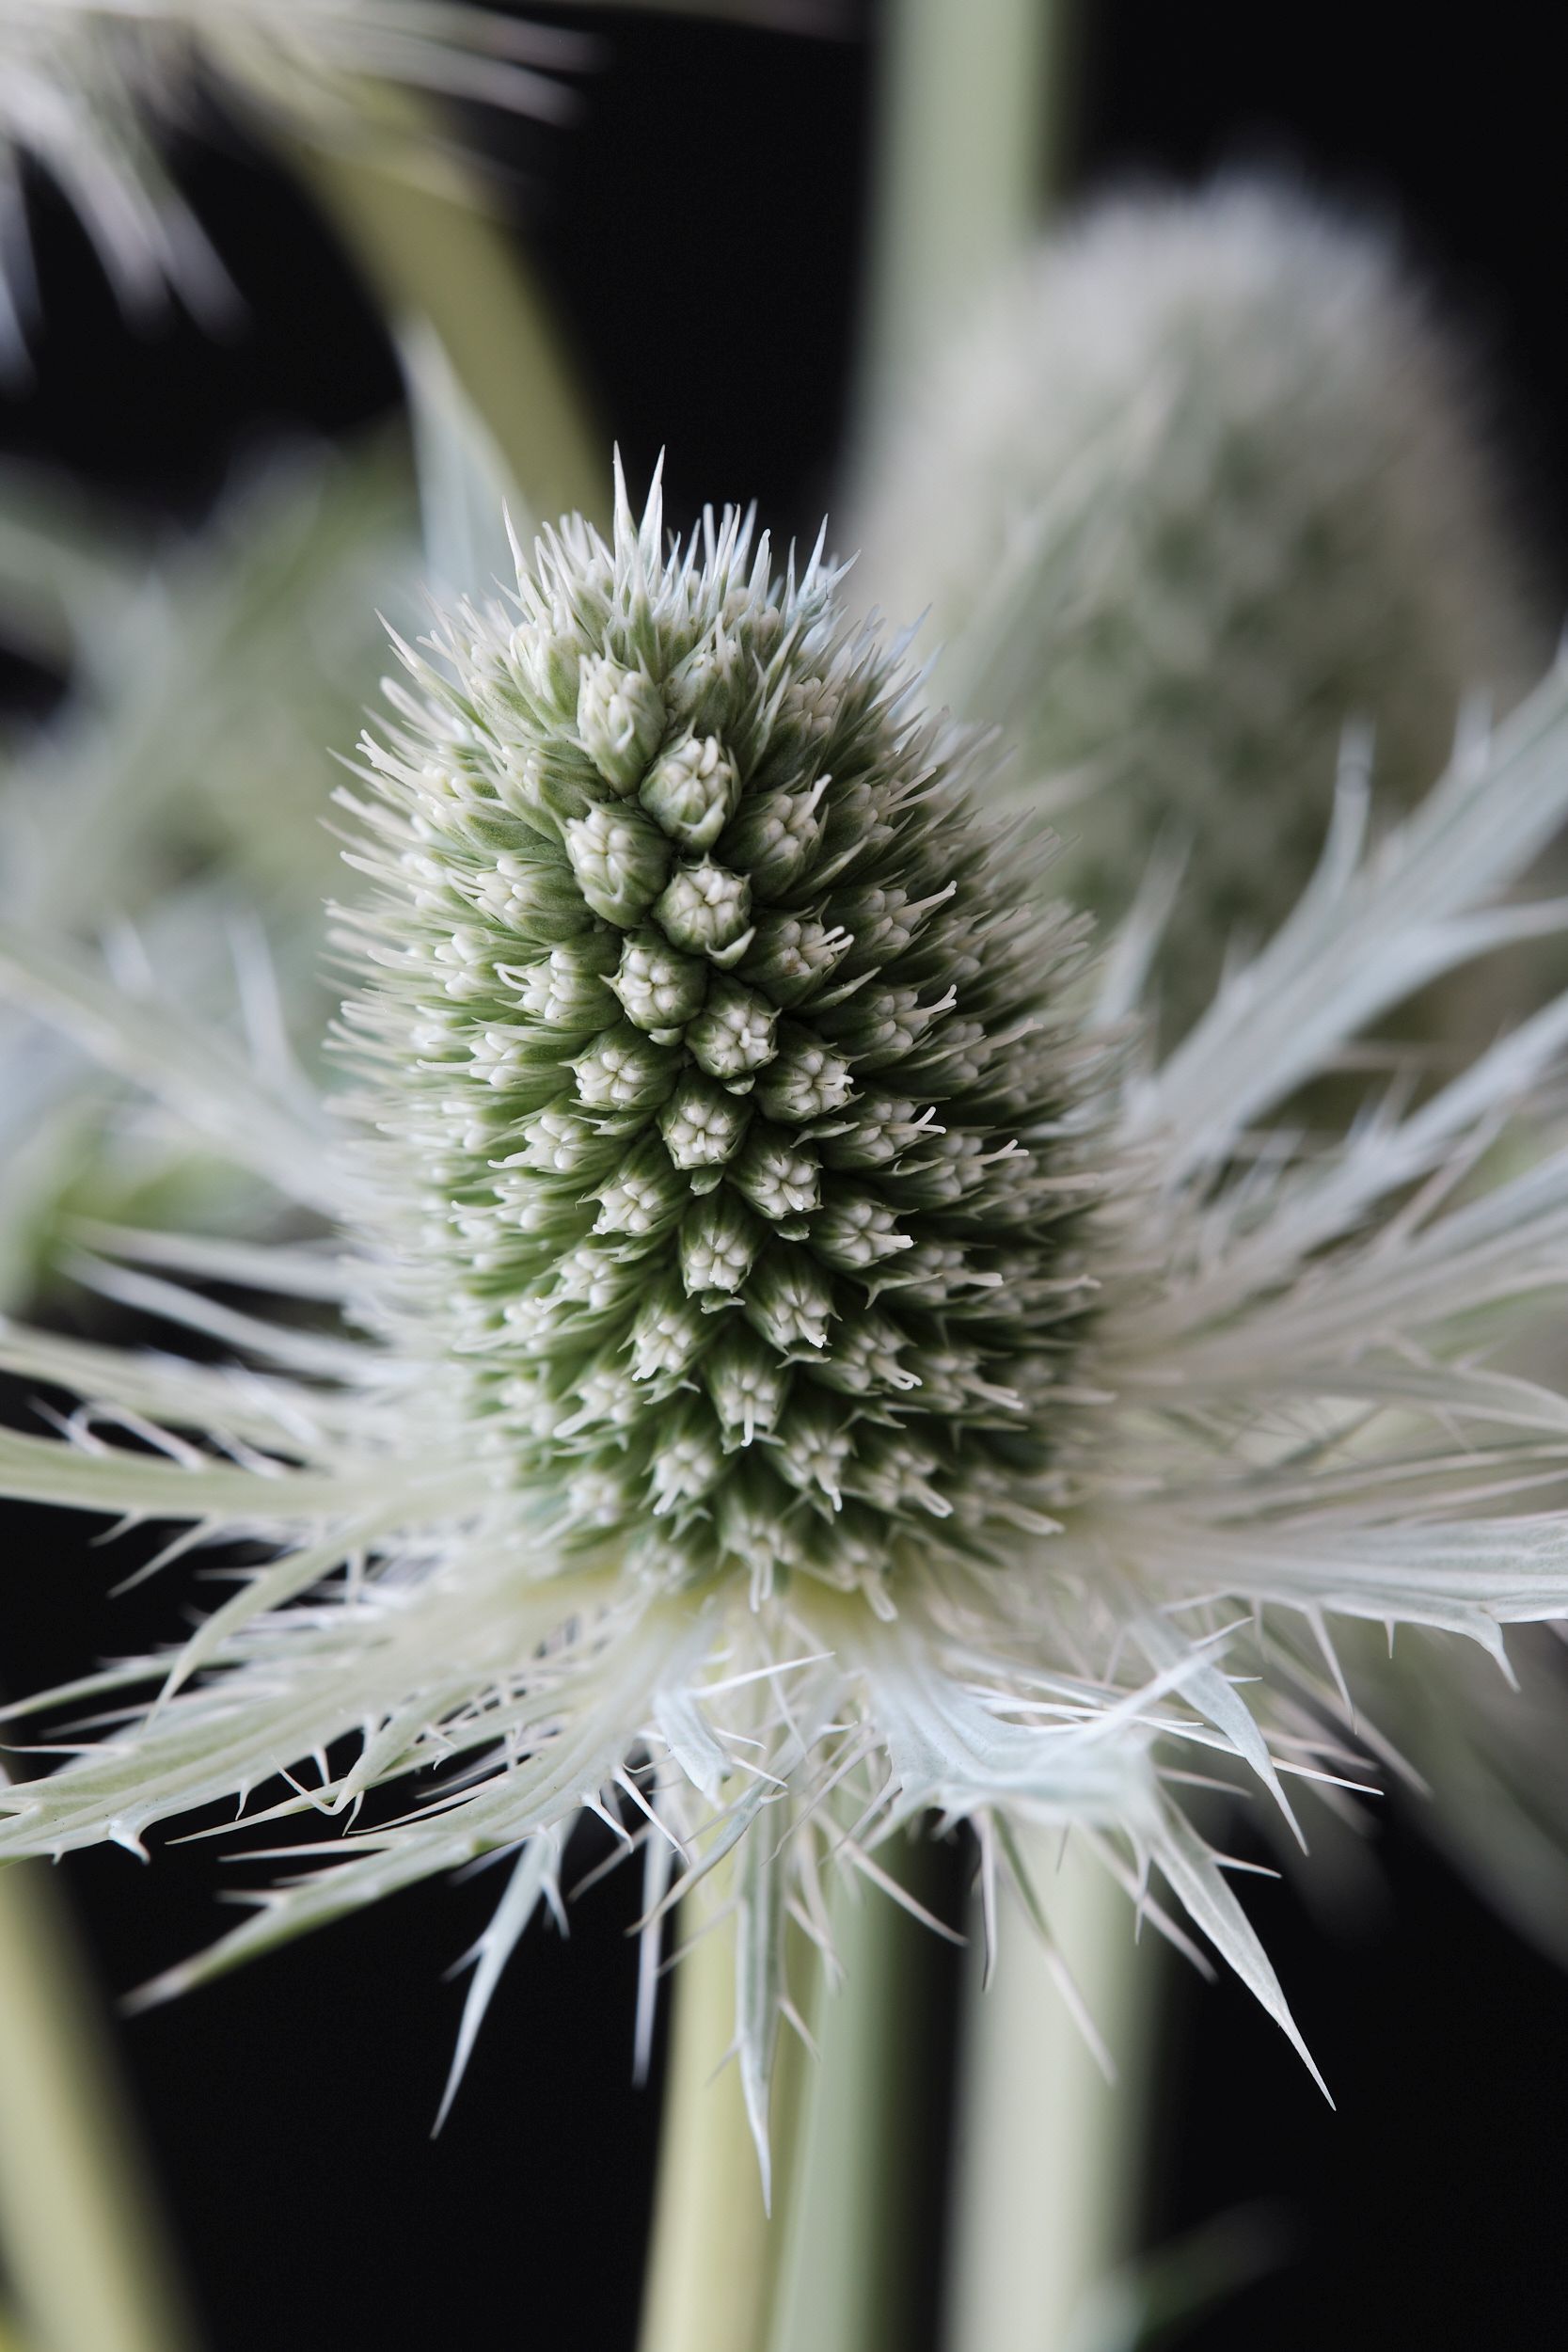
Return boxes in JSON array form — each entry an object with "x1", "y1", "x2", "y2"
[
  {"x1": 852, "y1": 179, "x2": 1543, "y2": 1027},
  {"x1": 7, "y1": 469, "x2": 1568, "y2": 2167}
]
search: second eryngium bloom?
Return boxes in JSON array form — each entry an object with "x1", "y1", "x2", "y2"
[{"x1": 853, "y1": 178, "x2": 1543, "y2": 1025}]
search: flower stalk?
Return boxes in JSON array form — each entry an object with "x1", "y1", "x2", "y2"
[
  {"x1": 0, "y1": 1859, "x2": 197, "y2": 2352},
  {"x1": 853, "y1": 0, "x2": 1073, "y2": 469},
  {"x1": 639, "y1": 1871, "x2": 820, "y2": 2352},
  {"x1": 768, "y1": 1860, "x2": 939, "y2": 2352},
  {"x1": 942, "y1": 1836, "x2": 1148, "y2": 2352}
]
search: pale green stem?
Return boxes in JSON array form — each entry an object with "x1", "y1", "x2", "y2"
[
  {"x1": 942, "y1": 1838, "x2": 1150, "y2": 2352},
  {"x1": 0, "y1": 1861, "x2": 199, "y2": 2352},
  {"x1": 768, "y1": 1870, "x2": 925, "y2": 2352},
  {"x1": 850, "y1": 0, "x2": 1074, "y2": 474},
  {"x1": 286, "y1": 106, "x2": 605, "y2": 530},
  {"x1": 638, "y1": 1883, "x2": 819, "y2": 2352}
]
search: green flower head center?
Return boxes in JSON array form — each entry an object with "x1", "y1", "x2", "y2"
[{"x1": 353, "y1": 477, "x2": 1097, "y2": 1603}]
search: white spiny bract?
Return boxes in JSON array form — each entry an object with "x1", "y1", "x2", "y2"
[
  {"x1": 0, "y1": 0, "x2": 592, "y2": 358},
  {"x1": 10, "y1": 470, "x2": 1568, "y2": 2174},
  {"x1": 852, "y1": 179, "x2": 1543, "y2": 1028}
]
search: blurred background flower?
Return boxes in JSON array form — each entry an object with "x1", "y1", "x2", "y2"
[{"x1": 851, "y1": 177, "x2": 1545, "y2": 1034}]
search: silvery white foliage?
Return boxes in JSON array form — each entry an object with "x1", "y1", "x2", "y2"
[
  {"x1": 0, "y1": 0, "x2": 831, "y2": 363},
  {"x1": 0, "y1": 0, "x2": 594, "y2": 358},
  {"x1": 852, "y1": 178, "x2": 1543, "y2": 1031},
  {"x1": 9, "y1": 470, "x2": 1568, "y2": 2174},
  {"x1": 0, "y1": 442, "x2": 414, "y2": 1306}
]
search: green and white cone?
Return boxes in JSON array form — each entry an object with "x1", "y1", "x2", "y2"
[{"x1": 342, "y1": 459, "x2": 1104, "y2": 1608}]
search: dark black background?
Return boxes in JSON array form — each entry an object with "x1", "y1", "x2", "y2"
[{"x1": 4, "y1": 6, "x2": 1567, "y2": 2347}]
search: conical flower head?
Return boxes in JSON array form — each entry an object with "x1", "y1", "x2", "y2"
[{"x1": 344, "y1": 468, "x2": 1100, "y2": 1606}]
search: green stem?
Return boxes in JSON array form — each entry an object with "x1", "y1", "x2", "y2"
[
  {"x1": 942, "y1": 1837, "x2": 1149, "y2": 2352},
  {"x1": 288, "y1": 110, "x2": 605, "y2": 530},
  {"x1": 638, "y1": 1882, "x2": 818, "y2": 2352},
  {"x1": 0, "y1": 1861, "x2": 199, "y2": 2352},
  {"x1": 768, "y1": 1862, "x2": 930, "y2": 2352},
  {"x1": 850, "y1": 0, "x2": 1074, "y2": 472}
]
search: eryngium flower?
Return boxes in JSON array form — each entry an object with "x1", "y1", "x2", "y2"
[
  {"x1": 8, "y1": 469, "x2": 1568, "y2": 2161},
  {"x1": 852, "y1": 179, "x2": 1543, "y2": 1028}
]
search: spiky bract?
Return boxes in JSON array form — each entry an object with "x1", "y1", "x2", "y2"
[
  {"x1": 343, "y1": 474, "x2": 1100, "y2": 1605},
  {"x1": 0, "y1": 0, "x2": 590, "y2": 359}
]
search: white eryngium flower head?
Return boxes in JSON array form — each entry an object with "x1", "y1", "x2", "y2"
[
  {"x1": 853, "y1": 178, "x2": 1544, "y2": 1028},
  {"x1": 8, "y1": 467, "x2": 1568, "y2": 2171}
]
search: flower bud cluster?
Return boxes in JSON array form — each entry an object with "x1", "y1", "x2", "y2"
[{"x1": 343, "y1": 473, "x2": 1101, "y2": 1602}]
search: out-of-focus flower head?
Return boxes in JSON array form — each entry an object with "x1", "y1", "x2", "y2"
[
  {"x1": 853, "y1": 178, "x2": 1545, "y2": 1033},
  {"x1": 858, "y1": 174, "x2": 1568, "y2": 1958}
]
